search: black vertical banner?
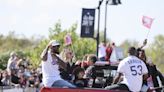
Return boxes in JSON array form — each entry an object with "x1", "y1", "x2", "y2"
[{"x1": 81, "y1": 8, "x2": 95, "y2": 38}]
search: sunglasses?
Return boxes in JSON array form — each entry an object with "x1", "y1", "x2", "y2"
[{"x1": 52, "y1": 45, "x2": 60, "y2": 47}]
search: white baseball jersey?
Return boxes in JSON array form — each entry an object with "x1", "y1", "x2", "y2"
[
  {"x1": 117, "y1": 55, "x2": 148, "y2": 92},
  {"x1": 42, "y1": 51, "x2": 62, "y2": 87}
]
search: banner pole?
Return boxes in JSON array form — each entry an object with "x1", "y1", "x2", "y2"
[
  {"x1": 146, "y1": 29, "x2": 150, "y2": 39},
  {"x1": 97, "y1": 0, "x2": 104, "y2": 57}
]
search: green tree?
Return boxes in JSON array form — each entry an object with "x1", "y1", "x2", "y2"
[
  {"x1": 27, "y1": 21, "x2": 97, "y2": 68},
  {"x1": 146, "y1": 35, "x2": 164, "y2": 73},
  {"x1": 120, "y1": 39, "x2": 139, "y2": 57},
  {"x1": 48, "y1": 22, "x2": 97, "y2": 60},
  {"x1": 0, "y1": 31, "x2": 38, "y2": 69},
  {"x1": 0, "y1": 52, "x2": 10, "y2": 70}
]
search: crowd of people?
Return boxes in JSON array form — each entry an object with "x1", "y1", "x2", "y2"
[
  {"x1": 98, "y1": 41, "x2": 115, "y2": 61},
  {"x1": 0, "y1": 39, "x2": 164, "y2": 92},
  {"x1": 0, "y1": 51, "x2": 42, "y2": 92}
]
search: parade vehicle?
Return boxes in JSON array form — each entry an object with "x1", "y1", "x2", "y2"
[
  {"x1": 40, "y1": 48, "x2": 164, "y2": 92},
  {"x1": 40, "y1": 86, "x2": 163, "y2": 92},
  {"x1": 40, "y1": 87, "x2": 127, "y2": 92},
  {"x1": 40, "y1": 62, "x2": 125, "y2": 92},
  {"x1": 40, "y1": 62, "x2": 163, "y2": 92}
]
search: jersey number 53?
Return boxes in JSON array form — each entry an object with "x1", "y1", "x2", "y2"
[{"x1": 130, "y1": 65, "x2": 142, "y2": 76}]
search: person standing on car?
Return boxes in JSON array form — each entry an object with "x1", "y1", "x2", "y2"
[
  {"x1": 105, "y1": 47, "x2": 148, "y2": 92},
  {"x1": 105, "y1": 42, "x2": 113, "y2": 62},
  {"x1": 41, "y1": 40, "x2": 76, "y2": 88},
  {"x1": 98, "y1": 41, "x2": 106, "y2": 61}
]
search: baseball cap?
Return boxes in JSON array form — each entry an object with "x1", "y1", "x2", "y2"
[
  {"x1": 49, "y1": 40, "x2": 60, "y2": 46},
  {"x1": 10, "y1": 51, "x2": 17, "y2": 57}
]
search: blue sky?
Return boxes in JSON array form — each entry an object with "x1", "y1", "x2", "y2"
[{"x1": 0, "y1": 0, "x2": 164, "y2": 45}]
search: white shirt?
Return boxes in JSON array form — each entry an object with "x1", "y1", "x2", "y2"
[
  {"x1": 42, "y1": 51, "x2": 62, "y2": 87},
  {"x1": 7, "y1": 57, "x2": 17, "y2": 72},
  {"x1": 117, "y1": 56, "x2": 148, "y2": 92},
  {"x1": 98, "y1": 44, "x2": 106, "y2": 59}
]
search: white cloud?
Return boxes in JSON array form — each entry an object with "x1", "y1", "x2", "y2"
[
  {"x1": 32, "y1": 13, "x2": 52, "y2": 25},
  {"x1": 38, "y1": 0, "x2": 82, "y2": 9},
  {"x1": 39, "y1": 0, "x2": 58, "y2": 7},
  {"x1": 0, "y1": 0, "x2": 164, "y2": 45},
  {"x1": 0, "y1": 14, "x2": 20, "y2": 28},
  {"x1": 4, "y1": 0, "x2": 25, "y2": 8},
  {"x1": 10, "y1": 15, "x2": 20, "y2": 25}
]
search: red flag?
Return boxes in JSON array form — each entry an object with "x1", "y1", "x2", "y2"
[
  {"x1": 64, "y1": 34, "x2": 72, "y2": 46},
  {"x1": 142, "y1": 16, "x2": 154, "y2": 29}
]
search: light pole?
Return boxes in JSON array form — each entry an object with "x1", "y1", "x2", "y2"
[
  {"x1": 104, "y1": 0, "x2": 109, "y2": 44},
  {"x1": 104, "y1": 0, "x2": 121, "y2": 43},
  {"x1": 96, "y1": 0, "x2": 104, "y2": 57}
]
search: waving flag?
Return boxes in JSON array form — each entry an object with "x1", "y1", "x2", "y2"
[
  {"x1": 64, "y1": 34, "x2": 72, "y2": 46},
  {"x1": 142, "y1": 16, "x2": 154, "y2": 29}
]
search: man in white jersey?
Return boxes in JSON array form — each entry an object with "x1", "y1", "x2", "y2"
[
  {"x1": 41, "y1": 40, "x2": 76, "y2": 88},
  {"x1": 105, "y1": 47, "x2": 148, "y2": 92}
]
